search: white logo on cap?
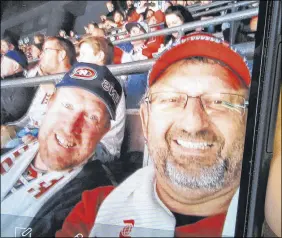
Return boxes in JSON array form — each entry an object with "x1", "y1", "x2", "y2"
[
  {"x1": 70, "y1": 67, "x2": 97, "y2": 80},
  {"x1": 101, "y1": 79, "x2": 120, "y2": 105}
]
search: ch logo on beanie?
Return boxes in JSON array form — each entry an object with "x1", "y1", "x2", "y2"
[{"x1": 70, "y1": 67, "x2": 98, "y2": 80}]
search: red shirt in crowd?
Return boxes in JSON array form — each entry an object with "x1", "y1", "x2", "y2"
[{"x1": 142, "y1": 29, "x2": 165, "y2": 58}]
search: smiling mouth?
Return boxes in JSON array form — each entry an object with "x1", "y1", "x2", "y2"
[
  {"x1": 175, "y1": 140, "x2": 213, "y2": 150},
  {"x1": 55, "y1": 133, "x2": 75, "y2": 148}
]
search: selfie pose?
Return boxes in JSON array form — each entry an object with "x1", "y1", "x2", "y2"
[
  {"x1": 57, "y1": 33, "x2": 251, "y2": 237},
  {"x1": 1, "y1": 63, "x2": 122, "y2": 237}
]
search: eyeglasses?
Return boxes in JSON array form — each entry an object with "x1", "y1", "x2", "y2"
[{"x1": 145, "y1": 92, "x2": 249, "y2": 116}]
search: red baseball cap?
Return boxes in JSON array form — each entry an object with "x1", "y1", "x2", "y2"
[{"x1": 148, "y1": 32, "x2": 251, "y2": 88}]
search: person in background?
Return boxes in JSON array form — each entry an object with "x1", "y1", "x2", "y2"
[
  {"x1": 144, "y1": 10, "x2": 165, "y2": 58},
  {"x1": 159, "y1": 5, "x2": 194, "y2": 52},
  {"x1": 57, "y1": 33, "x2": 251, "y2": 238},
  {"x1": 84, "y1": 25, "x2": 90, "y2": 34},
  {"x1": 136, "y1": 0, "x2": 149, "y2": 15},
  {"x1": 100, "y1": 1, "x2": 115, "y2": 22},
  {"x1": 264, "y1": 87, "x2": 281, "y2": 237},
  {"x1": 30, "y1": 43, "x2": 43, "y2": 60},
  {"x1": 1, "y1": 50, "x2": 36, "y2": 124},
  {"x1": 107, "y1": 10, "x2": 126, "y2": 28},
  {"x1": 33, "y1": 34, "x2": 44, "y2": 45},
  {"x1": 122, "y1": 22, "x2": 150, "y2": 108},
  {"x1": 1, "y1": 36, "x2": 19, "y2": 55},
  {"x1": 88, "y1": 22, "x2": 99, "y2": 33},
  {"x1": 77, "y1": 36, "x2": 126, "y2": 182},
  {"x1": 143, "y1": 8, "x2": 155, "y2": 20},
  {"x1": 124, "y1": 21, "x2": 150, "y2": 62},
  {"x1": 126, "y1": 0, "x2": 142, "y2": 22},
  {"x1": 23, "y1": 36, "x2": 76, "y2": 136},
  {"x1": 163, "y1": 1, "x2": 173, "y2": 12},
  {"x1": 170, "y1": 0, "x2": 178, "y2": 5},
  {"x1": 187, "y1": 0, "x2": 197, "y2": 6},
  {"x1": 58, "y1": 29, "x2": 68, "y2": 39},
  {"x1": 125, "y1": 0, "x2": 135, "y2": 14},
  {"x1": 177, "y1": 0, "x2": 187, "y2": 6},
  {"x1": 250, "y1": 16, "x2": 258, "y2": 32},
  {"x1": 200, "y1": 0, "x2": 212, "y2": 5},
  {"x1": 91, "y1": 28, "x2": 106, "y2": 38},
  {"x1": 26, "y1": 36, "x2": 76, "y2": 78},
  {"x1": 69, "y1": 30, "x2": 79, "y2": 43},
  {"x1": 1, "y1": 63, "x2": 122, "y2": 237},
  {"x1": 33, "y1": 33, "x2": 45, "y2": 45},
  {"x1": 147, "y1": 9, "x2": 166, "y2": 30}
]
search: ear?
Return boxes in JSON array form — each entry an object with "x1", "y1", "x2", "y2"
[
  {"x1": 46, "y1": 89, "x2": 57, "y2": 109},
  {"x1": 140, "y1": 103, "x2": 149, "y2": 141},
  {"x1": 59, "y1": 50, "x2": 67, "y2": 62},
  {"x1": 97, "y1": 51, "x2": 105, "y2": 64},
  {"x1": 13, "y1": 61, "x2": 20, "y2": 72}
]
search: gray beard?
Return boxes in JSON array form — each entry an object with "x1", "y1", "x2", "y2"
[
  {"x1": 165, "y1": 158, "x2": 226, "y2": 191},
  {"x1": 149, "y1": 139, "x2": 243, "y2": 193}
]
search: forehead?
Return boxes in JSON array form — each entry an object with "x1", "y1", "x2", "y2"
[
  {"x1": 151, "y1": 61, "x2": 248, "y2": 95},
  {"x1": 43, "y1": 39, "x2": 58, "y2": 48},
  {"x1": 2, "y1": 56, "x2": 15, "y2": 65},
  {"x1": 1, "y1": 40, "x2": 8, "y2": 46},
  {"x1": 130, "y1": 26, "x2": 142, "y2": 32},
  {"x1": 31, "y1": 45, "x2": 39, "y2": 51},
  {"x1": 165, "y1": 14, "x2": 182, "y2": 21},
  {"x1": 79, "y1": 42, "x2": 92, "y2": 50},
  {"x1": 56, "y1": 87, "x2": 106, "y2": 108}
]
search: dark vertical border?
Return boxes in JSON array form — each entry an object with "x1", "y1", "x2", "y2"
[{"x1": 235, "y1": 0, "x2": 281, "y2": 237}]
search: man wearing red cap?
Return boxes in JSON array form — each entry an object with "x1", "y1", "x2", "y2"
[{"x1": 56, "y1": 33, "x2": 251, "y2": 237}]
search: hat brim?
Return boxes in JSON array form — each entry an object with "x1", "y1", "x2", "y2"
[{"x1": 149, "y1": 38, "x2": 251, "y2": 88}]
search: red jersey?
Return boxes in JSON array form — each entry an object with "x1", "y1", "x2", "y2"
[
  {"x1": 56, "y1": 186, "x2": 226, "y2": 237},
  {"x1": 142, "y1": 33, "x2": 165, "y2": 58}
]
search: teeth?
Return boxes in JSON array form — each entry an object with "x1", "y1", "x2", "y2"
[
  {"x1": 55, "y1": 134, "x2": 74, "y2": 148},
  {"x1": 176, "y1": 140, "x2": 212, "y2": 149}
]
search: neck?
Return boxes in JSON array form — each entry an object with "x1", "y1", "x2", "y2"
[
  {"x1": 33, "y1": 152, "x2": 49, "y2": 171},
  {"x1": 42, "y1": 63, "x2": 71, "y2": 76},
  {"x1": 155, "y1": 173, "x2": 238, "y2": 217},
  {"x1": 55, "y1": 64, "x2": 71, "y2": 74}
]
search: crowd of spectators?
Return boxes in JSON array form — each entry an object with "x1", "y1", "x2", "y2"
[
  {"x1": 0, "y1": 0, "x2": 259, "y2": 128},
  {"x1": 1, "y1": 1, "x2": 258, "y2": 66},
  {"x1": 0, "y1": 0, "x2": 259, "y2": 146}
]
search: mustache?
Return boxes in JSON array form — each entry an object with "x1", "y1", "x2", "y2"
[{"x1": 167, "y1": 129, "x2": 222, "y2": 144}]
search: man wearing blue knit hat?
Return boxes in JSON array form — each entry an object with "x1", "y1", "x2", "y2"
[{"x1": 1, "y1": 62, "x2": 122, "y2": 237}]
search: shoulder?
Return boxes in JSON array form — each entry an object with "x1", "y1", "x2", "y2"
[{"x1": 55, "y1": 186, "x2": 115, "y2": 237}]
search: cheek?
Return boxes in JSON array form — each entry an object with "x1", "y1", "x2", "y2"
[
  {"x1": 39, "y1": 113, "x2": 59, "y2": 136},
  {"x1": 80, "y1": 128, "x2": 102, "y2": 153},
  {"x1": 214, "y1": 116, "x2": 246, "y2": 148},
  {"x1": 148, "y1": 114, "x2": 172, "y2": 141}
]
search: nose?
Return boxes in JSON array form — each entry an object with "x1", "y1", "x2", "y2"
[
  {"x1": 64, "y1": 111, "x2": 84, "y2": 135},
  {"x1": 177, "y1": 97, "x2": 210, "y2": 132}
]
